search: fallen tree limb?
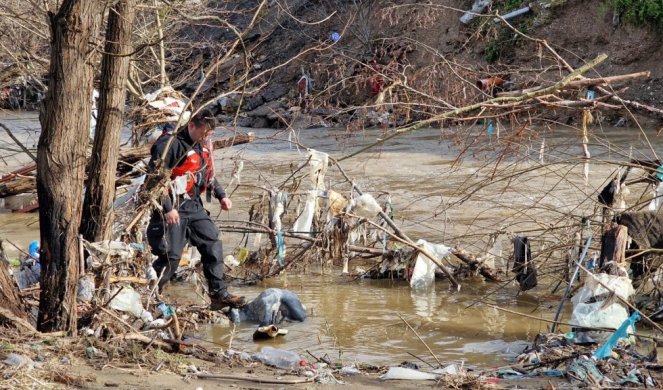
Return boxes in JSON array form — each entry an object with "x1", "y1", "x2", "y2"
[
  {"x1": 0, "y1": 176, "x2": 36, "y2": 197},
  {"x1": 451, "y1": 246, "x2": 502, "y2": 282},
  {"x1": 0, "y1": 164, "x2": 37, "y2": 183},
  {"x1": 497, "y1": 71, "x2": 651, "y2": 98},
  {"x1": 0, "y1": 306, "x2": 37, "y2": 335},
  {"x1": 109, "y1": 276, "x2": 148, "y2": 284},
  {"x1": 193, "y1": 372, "x2": 315, "y2": 384},
  {"x1": 597, "y1": 88, "x2": 663, "y2": 120},
  {"x1": 0, "y1": 122, "x2": 37, "y2": 162},
  {"x1": 120, "y1": 333, "x2": 174, "y2": 352}
]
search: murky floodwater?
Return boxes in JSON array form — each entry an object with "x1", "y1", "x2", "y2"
[{"x1": 1, "y1": 110, "x2": 661, "y2": 367}]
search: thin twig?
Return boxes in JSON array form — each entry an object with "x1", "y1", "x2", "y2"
[{"x1": 397, "y1": 313, "x2": 442, "y2": 367}]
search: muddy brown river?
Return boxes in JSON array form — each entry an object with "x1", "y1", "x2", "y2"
[{"x1": 1, "y1": 110, "x2": 661, "y2": 367}]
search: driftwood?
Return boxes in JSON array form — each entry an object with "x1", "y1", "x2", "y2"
[
  {"x1": 497, "y1": 71, "x2": 651, "y2": 98},
  {"x1": 118, "y1": 131, "x2": 256, "y2": 165},
  {"x1": 0, "y1": 176, "x2": 36, "y2": 198},
  {"x1": 0, "y1": 307, "x2": 37, "y2": 334},
  {"x1": 599, "y1": 223, "x2": 628, "y2": 268},
  {"x1": 496, "y1": 70, "x2": 663, "y2": 120},
  {"x1": 193, "y1": 372, "x2": 315, "y2": 384},
  {"x1": 0, "y1": 132, "x2": 256, "y2": 199},
  {"x1": 0, "y1": 164, "x2": 37, "y2": 183},
  {"x1": 121, "y1": 333, "x2": 174, "y2": 352},
  {"x1": 451, "y1": 246, "x2": 502, "y2": 281}
]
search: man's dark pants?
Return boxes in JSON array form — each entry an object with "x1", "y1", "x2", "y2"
[{"x1": 147, "y1": 199, "x2": 226, "y2": 296}]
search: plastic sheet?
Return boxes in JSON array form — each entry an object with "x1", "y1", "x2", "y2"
[
  {"x1": 410, "y1": 239, "x2": 450, "y2": 289},
  {"x1": 144, "y1": 87, "x2": 190, "y2": 122},
  {"x1": 379, "y1": 367, "x2": 437, "y2": 381},
  {"x1": 593, "y1": 311, "x2": 641, "y2": 359},
  {"x1": 109, "y1": 286, "x2": 144, "y2": 317},
  {"x1": 77, "y1": 275, "x2": 95, "y2": 302},
  {"x1": 14, "y1": 263, "x2": 40, "y2": 289},
  {"x1": 307, "y1": 149, "x2": 328, "y2": 191},
  {"x1": 350, "y1": 193, "x2": 382, "y2": 218},
  {"x1": 649, "y1": 181, "x2": 663, "y2": 211},
  {"x1": 271, "y1": 191, "x2": 288, "y2": 232},
  {"x1": 86, "y1": 240, "x2": 137, "y2": 260},
  {"x1": 293, "y1": 190, "x2": 316, "y2": 234},
  {"x1": 327, "y1": 189, "x2": 348, "y2": 217},
  {"x1": 570, "y1": 273, "x2": 634, "y2": 333},
  {"x1": 252, "y1": 346, "x2": 301, "y2": 370}
]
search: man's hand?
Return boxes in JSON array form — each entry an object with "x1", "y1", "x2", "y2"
[
  {"x1": 220, "y1": 197, "x2": 232, "y2": 211},
  {"x1": 165, "y1": 209, "x2": 180, "y2": 225}
]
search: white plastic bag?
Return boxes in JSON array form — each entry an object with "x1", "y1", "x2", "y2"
[
  {"x1": 308, "y1": 149, "x2": 328, "y2": 190},
  {"x1": 350, "y1": 193, "x2": 382, "y2": 218},
  {"x1": 379, "y1": 367, "x2": 437, "y2": 381},
  {"x1": 410, "y1": 239, "x2": 450, "y2": 289},
  {"x1": 293, "y1": 190, "x2": 317, "y2": 234},
  {"x1": 570, "y1": 273, "x2": 634, "y2": 333},
  {"x1": 109, "y1": 286, "x2": 144, "y2": 317}
]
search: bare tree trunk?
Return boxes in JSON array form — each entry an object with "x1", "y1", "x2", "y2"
[
  {"x1": 81, "y1": 0, "x2": 136, "y2": 242},
  {"x1": 154, "y1": 0, "x2": 168, "y2": 88},
  {"x1": 0, "y1": 241, "x2": 25, "y2": 320},
  {"x1": 599, "y1": 223, "x2": 628, "y2": 268},
  {"x1": 37, "y1": 0, "x2": 100, "y2": 333}
]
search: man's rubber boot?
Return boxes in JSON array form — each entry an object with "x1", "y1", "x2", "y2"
[{"x1": 210, "y1": 293, "x2": 246, "y2": 310}]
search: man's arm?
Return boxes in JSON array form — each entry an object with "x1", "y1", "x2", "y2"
[
  {"x1": 211, "y1": 178, "x2": 226, "y2": 200},
  {"x1": 211, "y1": 178, "x2": 232, "y2": 210}
]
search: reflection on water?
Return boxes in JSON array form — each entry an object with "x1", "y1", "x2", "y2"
[{"x1": 1, "y1": 111, "x2": 661, "y2": 366}]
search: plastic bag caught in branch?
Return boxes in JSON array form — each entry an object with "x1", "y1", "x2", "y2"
[
  {"x1": 410, "y1": 239, "x2": 451, "y2": 289},
  {"x1": 350, "y1": 193, "x2": 382, "y2": 218}
]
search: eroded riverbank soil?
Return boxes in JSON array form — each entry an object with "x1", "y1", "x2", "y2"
[{"x1": 189, "y1": 0, "x2": 663, "y2": 129}]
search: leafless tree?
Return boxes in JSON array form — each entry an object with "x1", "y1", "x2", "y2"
[{"x1": 37, "y1": 0, "x2": 102, "y2": 333}]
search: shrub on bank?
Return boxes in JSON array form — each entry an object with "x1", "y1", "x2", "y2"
[{"x1": 612, "y1": 0, "x2": 663, "y2": 30}]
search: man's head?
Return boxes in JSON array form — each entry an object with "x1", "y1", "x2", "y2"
[{"x1": 187, "y1": 109, "x2": 216, "y2": 142}]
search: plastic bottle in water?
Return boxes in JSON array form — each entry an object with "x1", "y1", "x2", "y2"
[{"x1": 253, "y1": 346, "x2": 301, "y2": 369}]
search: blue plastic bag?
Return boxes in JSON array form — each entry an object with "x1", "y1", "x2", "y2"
[{"x1": 593, "y1": 311, "x2": 640, "y2": 359}]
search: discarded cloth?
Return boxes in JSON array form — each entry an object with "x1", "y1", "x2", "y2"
[{"x1": 512, "y1": 235, "x2": 537, "y2": 291}]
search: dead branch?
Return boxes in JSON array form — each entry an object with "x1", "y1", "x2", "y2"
[
  {"x1": 451, "y1": 246, "x2": 502, "y2": 282},
  {"x1": 497, "y1": 71, "x2": 651, "y2": 98},
  {"x1": 192, "y1": 372, "x2": 314, "y2": 384}
]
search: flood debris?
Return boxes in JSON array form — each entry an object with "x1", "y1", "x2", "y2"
[
  {"x1": 491, "y1": 328, "x2": 660, "y2": 388},
  {"x1": 570, "y1": 271, "x2": 635, "y2": 341},
  {"x1": 227, "y1": 288, "x2": 306, "y2": 326}
]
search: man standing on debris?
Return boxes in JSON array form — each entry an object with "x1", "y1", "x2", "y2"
[{"x1": 146, "y1": 109, "x2": 245, "y2": 309}]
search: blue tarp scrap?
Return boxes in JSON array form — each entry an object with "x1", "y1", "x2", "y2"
[
  {"x1": 593, "y1": 311, "x2": 640, "y2": 359},
  {"x1": 567, "y1": 359, "x2": 606, "y2": 386}
]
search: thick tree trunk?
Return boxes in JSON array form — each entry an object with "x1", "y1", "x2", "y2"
[
  {"x1": 37, "y1": 0, "x2": 100, "y2": 333},
  {"x1": 81, "y1": 0, "x2": 136, "y2": 242}
]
